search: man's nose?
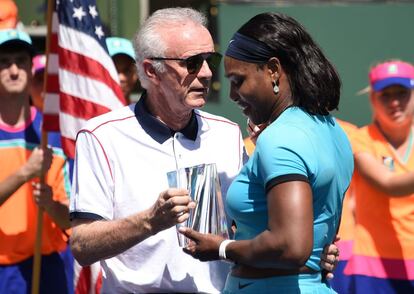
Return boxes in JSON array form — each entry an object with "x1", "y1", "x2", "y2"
[
  {"x1": 197, "y1": 60, "x2": 213, "y2": 79},
  {"x1": 8, "y1": 63, "x2": 20, "y2": 75},
  {"x1": 118, "y1": 72, "x2": 127, "y2": 82}
]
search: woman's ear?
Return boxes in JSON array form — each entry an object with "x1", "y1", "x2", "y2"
[
  {"x1": 369, "y1": 91, "x2": 376, "y2": 106},
  {"x1": 267, "y1": 57, "x2": 281, "y2": 81}
]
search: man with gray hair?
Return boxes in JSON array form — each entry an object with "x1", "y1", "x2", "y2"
[{"x1": 69, "y1": 7, "x2": 245, "y2": 293}]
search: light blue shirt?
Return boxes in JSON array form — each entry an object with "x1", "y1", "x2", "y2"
[{"x1": 226, "y1": 107, "x2": 353, "y2": 271}]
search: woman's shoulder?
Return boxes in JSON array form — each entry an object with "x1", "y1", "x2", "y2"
[{"x1": 258, "y1": 119, "x2": 312, "y2": 151}]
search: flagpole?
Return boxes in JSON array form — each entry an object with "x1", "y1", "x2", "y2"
[
  {"x1": 31, "y1": 133, "x2": 48, "y2": 294},
  {"x1": 31, "y1": 1, "x2": 54, "y2": 293}
]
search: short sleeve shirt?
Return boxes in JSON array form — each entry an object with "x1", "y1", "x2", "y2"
[
  {"x1": 226, "y1": 107, "x2": 354, "y2": 271},
  {"x1": 70, "y1": 97, "x2": 247, "y2": 293}
]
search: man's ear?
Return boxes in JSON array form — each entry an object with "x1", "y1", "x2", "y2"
[{"x1": 143, "y1": 59, "x2": 159, "y2": 83}]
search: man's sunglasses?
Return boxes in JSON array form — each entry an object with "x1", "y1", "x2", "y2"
[{"x1": 148, "y1": 52, "x2": 222, "y2": 74}]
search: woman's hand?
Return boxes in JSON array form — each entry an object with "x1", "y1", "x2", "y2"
[{"x1": 179, "y1": 227, "x2": 225, "y2": 261}]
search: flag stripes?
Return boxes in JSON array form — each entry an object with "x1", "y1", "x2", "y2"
[
  {"x1": 43, "y1": 1, "x2": 127, "y2": 291},
  {"x1": 43, "y1": 0, "x2": 126, "y2": 158}
]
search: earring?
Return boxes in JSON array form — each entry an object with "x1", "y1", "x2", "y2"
[{"x1": 273, "y1": 80, "x2": 279, "y2": 95}]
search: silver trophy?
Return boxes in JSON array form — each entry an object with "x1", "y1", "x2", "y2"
[{"x1": 167, "y1": 163, "x2": 230, "y2": 247}]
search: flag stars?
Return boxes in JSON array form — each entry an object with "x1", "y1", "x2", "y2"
[
  {"x1": 95, "y1": 26, "x2": 104, "y2": 39},
  {"x1": 89, "y1": 5, "x2": 98, "y2": 19},
  {"x1": 73, "y1": 6, "x2": 86, "y2": 21}
]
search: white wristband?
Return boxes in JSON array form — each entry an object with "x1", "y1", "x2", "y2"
[{"x1": 219, "y1": 239, "x2": 235, "y2": 260}]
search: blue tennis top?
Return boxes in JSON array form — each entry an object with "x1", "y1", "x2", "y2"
[{"x1": 226, "y1": 106, "x2": 354, "y2": 271}]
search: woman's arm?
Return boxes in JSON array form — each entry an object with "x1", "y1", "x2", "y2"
[
  {"x1": 182, "y1": 180, "x2": 313, "y2": 269},
  {"x1": 225, "y1": 181, "x2": 313, "y2": 268},
  {"x1": 355, "y1": 152, "x2": 414, "y2": 196}
]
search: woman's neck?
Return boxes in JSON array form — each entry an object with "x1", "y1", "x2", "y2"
[
  {"x1": 267, "y1": 87, "x2": 293, "y2": 124},
  {"x1": 375, "y1": 120, "x2": 412, "y2": 149}
]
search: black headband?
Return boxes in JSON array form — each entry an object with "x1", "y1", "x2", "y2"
[{"x1": 225, "y1": 32, "x2": 274, "y2": 63}]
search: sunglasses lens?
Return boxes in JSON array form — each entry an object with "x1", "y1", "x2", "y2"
[
  {"x1": 186, "y1": 55, "x2": 204, "y2": 74},
  {"x1": 207, "y1": 53, "x2": 222, "y2": 71},
  {"x1": 185, "y1": 53, "x2": 222, "y2": 74}
]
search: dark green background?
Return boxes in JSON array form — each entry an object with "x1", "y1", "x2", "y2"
[
  {"x1": 209, "y1": 3, "x2": 414, "y2": 133},
  {"x1": 15, "y1": 0, "x2": 141, "y2": 37}
]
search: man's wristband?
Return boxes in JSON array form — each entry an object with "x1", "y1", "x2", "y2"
[{"x1": 219, "y1": 239, "x2": 235, "y2": 260}]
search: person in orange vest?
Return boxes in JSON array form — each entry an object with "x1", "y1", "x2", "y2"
[
  {"x1": 0, "y1": 29, "x2": 71, "y2": 293},
  {"x1": 346, "y1": 60, "x2": 414, "y2": 293},
  {"x1": 0, "y1": 0, "x2": 18, "y2": 29},
  {"x1": 329, "y1": 119, "x2": 358, "y2": 293}
]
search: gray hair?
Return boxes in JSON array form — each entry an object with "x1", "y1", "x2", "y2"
[{"x1": 133, "y1": 7, "x2": 208, "y2": 89}]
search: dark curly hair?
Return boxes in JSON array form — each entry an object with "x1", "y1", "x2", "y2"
[{"x1": 237, "y1": 12, "x2": 341, "y2": 115}]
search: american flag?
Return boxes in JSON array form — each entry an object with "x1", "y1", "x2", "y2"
[
  {"x1": 43, "y1": 0, "x2": 126, "y2": 159},
  {"x1": 42, "y1": 1, "x2": 126, "y2": 293}
]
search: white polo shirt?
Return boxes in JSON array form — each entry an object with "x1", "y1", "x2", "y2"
[{"x1": 70, "y1": 96, "x2": 247, "y2": 293}]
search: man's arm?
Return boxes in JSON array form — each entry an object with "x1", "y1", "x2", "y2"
[
  {"x1": 0, "y1": 167, "x2": 30, "y2": 206},
  {"x1": 70, "y1": 188, "x2": 195, "y2": 266},
  {"x1": 0, "y1": 147, "x2": 52, "y2": 206},
  {"x1": 32, "y1": 182, "x2": 70, "y2": 229},
  {"x1": 182, "y1": 181, "x2": 314, "y2": 268}
]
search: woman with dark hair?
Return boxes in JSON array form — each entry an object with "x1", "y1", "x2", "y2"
[{"x1": 180, "y1": 12, "x2": 353, "y2": 293}]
